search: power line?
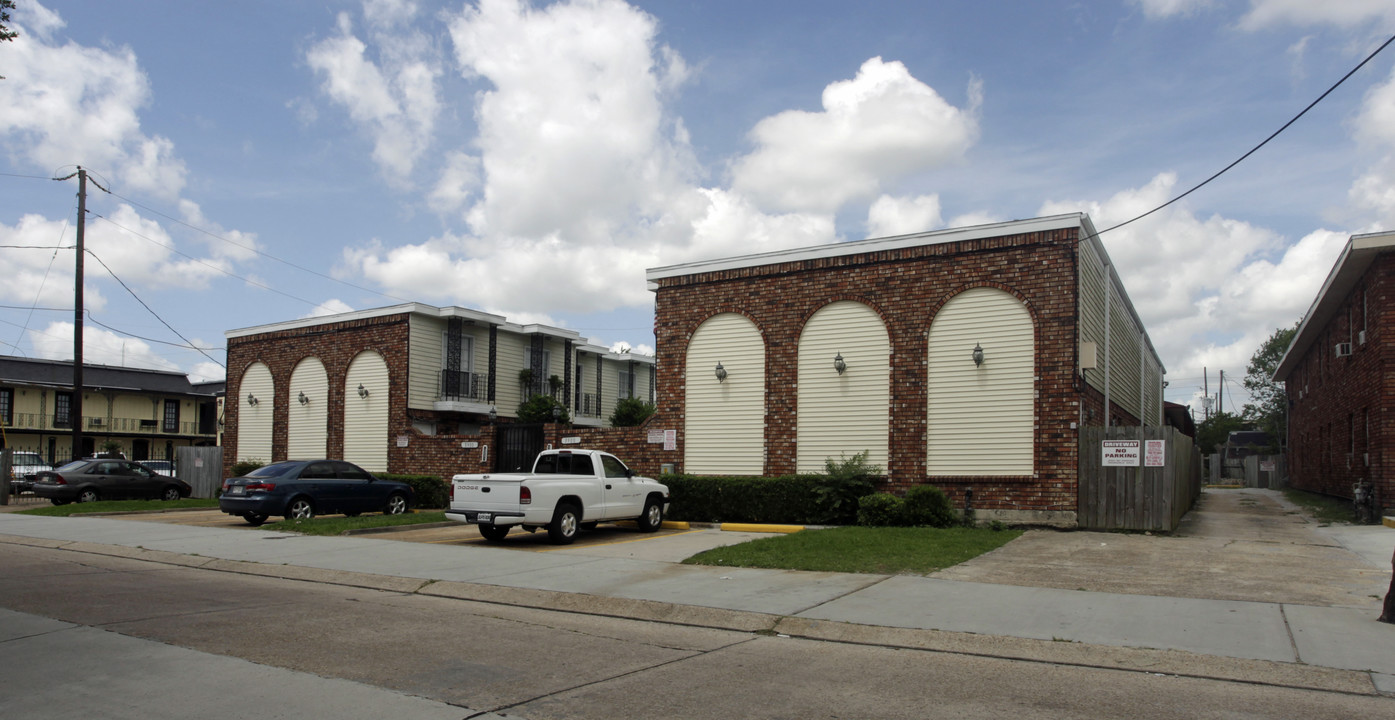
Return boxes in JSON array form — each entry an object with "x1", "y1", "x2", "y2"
[
  {"x1": 1087, "y1": 33, "x2": 1395, "y2": 243},
  {"x1": 82, "y1": 249, "x2": 225, "y2": 369}
]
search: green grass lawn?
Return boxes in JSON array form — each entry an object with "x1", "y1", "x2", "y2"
[
  {"x1": 682, "y1": 525, "x2": 1023, "y2": 575},
  {"x1": 1282, "y1": 487, "x2": 1357, "y2": 524},
  {"x1": 18, "y1": 498, "x2": 219, "y2": 516}
]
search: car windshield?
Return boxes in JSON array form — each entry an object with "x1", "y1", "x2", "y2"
[
  {"x1": 54, "y1": 460, "x2": 89, "y2": 472},
  {"x1": 15, "y1": 454, "x2": 44, "y2": 464},
  {"x1": 245, "y1": 462, "x2": 298, "y2": 478}
]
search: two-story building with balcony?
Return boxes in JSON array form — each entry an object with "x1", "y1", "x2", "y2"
[
  {"x1": 223, "y1": 303, "x2": 654, "y2": 477},
  {"x1": 0, "y1": 355, "x2": 221, "y2": 464}
]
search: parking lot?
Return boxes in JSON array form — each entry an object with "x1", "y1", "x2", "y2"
[{"x1": 116, "y1": 508, "x2": 780, "y2": 562}]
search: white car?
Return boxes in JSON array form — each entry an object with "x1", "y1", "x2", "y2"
[{"x1": 8, "y1": 452, "x2": 54, "y2": 493}]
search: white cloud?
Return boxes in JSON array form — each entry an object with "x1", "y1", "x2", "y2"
[
  {"x1": 731, "y1": 58, "x2": 980, "y2": 214},
  {"x1": 867, "y1": 194, "x2": 943, "y2": 238},
  {"x1": 31, "y1": 321, "x2": 181, "y2": 373},
  {"x1": 304, "y1": 299, "x2": 356, "y2": 318},
  {"x1": 1132, "y1": 0, "x2": 1215, "y2": 20},
  {"x1": 1040, "y1": 174, "x2": 1346, "y2": 381},
  {"x1": 0, "y1": 3, "x2": 186, "y2": 198},
  {"x1": 1240, "y1": 0, "x2": 1395, "y2": 30},
  {"x1": 188, "y1": 361, "x2": 227, "y2": 384},
  {"x1": 428, "y1": 151, "x2": 483, "y2": 216},
  {"x1": 1345, "y1": 63, "x2": 1395, "y2": 229},
  {"x1": 306, "y1": 11, "x2": 441, "y2": 185}
]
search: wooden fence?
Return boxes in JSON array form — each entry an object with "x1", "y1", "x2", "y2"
[
  {"x1": 176, "y1": 446, "x2": 224, "y2": 499},
  {"x1": 1078, "y1": 426, "x2": 1202, "y2": 531}
]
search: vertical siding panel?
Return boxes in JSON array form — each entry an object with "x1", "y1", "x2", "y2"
[
  {"x1": 796, "y1": 301, "x2": 890, "y2": 473},
  {"x1": 926, "y1": 288, "x2": 1034, "y2": 476},
  {"x1": 238, "y1": 362, "x2": 273, "y2": 463},
  {"x1": 344, "y1": 351, "x2": 389, "y2": 472},
  {"x1": 287, "y1": 357, "x2": 328, "y2": 460},
  {"x1": 685, "y1": 314, "x2": 764, "y2": 474}
]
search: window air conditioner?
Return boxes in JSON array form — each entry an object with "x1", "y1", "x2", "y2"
[
  {"x1": 1334, "y1": 342, "x2": 1352, "y2": 358},
  {"x1": 88, "y1": 417, "x2": 104, "y2": 427},
  {"x1": 1358, "y1": 330, "x2": 1367, "y2": 346}
]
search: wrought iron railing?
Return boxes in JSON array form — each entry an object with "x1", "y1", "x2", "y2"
[
  {"x1": 5, "y1": 413, "x2": 211, "y2": 436},
  {"x1": 576, "y1": 393, "x2": 602, "y2": 418},
  {"x1": 439, "y1": 371, "x2": 488, "y2": 402}
]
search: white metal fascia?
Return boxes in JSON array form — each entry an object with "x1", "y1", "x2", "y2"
[
  {"x1": 644, "y1": 213, "x2": 1088, "y2": 290},
  {"x1": 225, "y1": 303, "x2": 421, "y2": 339}
]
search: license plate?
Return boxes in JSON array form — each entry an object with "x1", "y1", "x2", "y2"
[
  {"x1": 477, "y1": 513, "x2": 492, "y2": 523},
  {"x1": 229, "y1": 486, "x2": 244, "y2": 496}
]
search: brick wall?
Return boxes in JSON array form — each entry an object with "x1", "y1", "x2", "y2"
[
  {"x1": 1286, "y1": 254, "x2": 1392, "y2": 510},
  {"x1": 224, "y1": 313, "x2": 412, "y2": 478},
  {"x1": 650, "y1": 227, "x2": 1088, "y2": 521}
]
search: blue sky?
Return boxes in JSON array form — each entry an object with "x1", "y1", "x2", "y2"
[{"x1": 2, "y1": 0, "x2": 1394, "y2": 416}]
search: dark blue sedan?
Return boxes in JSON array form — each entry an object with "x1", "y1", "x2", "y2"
[{"x1": 219, "y1": 459, "x2": 413, "y2": 526}]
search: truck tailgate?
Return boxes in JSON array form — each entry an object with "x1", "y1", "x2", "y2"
[{"x1": 450, "y1": 474, "x2": 529, "y2": 511}]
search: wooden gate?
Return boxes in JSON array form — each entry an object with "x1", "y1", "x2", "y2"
[
  {"x1": 1078, "y1": 426, "x2": 1201, "y2": 531},
  {"x1": 495, "y1": 424, "x2": 545, "y2": 472}
]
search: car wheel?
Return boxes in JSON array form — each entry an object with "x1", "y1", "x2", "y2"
[
  {"x1": 478, "y1": 523, "x2": 510, "y2": 541},
  {"x1": 383, "y1": 493, "x2": 408, "y2": 515},
  {"x1": 286, "y1": 497, "x2": 315, "y2": 520},
  {"x1": 77, "y1": 488, "x2": 100, "y2": 503},
  {"x1": 242, "y1": 512, "x2": 269, "y2": 527},
  {"x1": 547, "y1": 503, "x2": 581, "y2": 545},
  {"x1": 160, "y1": 486, "x2": 182, "y2": 502},
  {"x1": 637, "y1": 495, "x2": 664, "y2": 532}
]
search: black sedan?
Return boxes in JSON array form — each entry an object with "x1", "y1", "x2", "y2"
[
  {"x1": 218, "y1": 459, "x2": 413, "y2": 526},
  {"x1": 31, "y1": 459, "x2": 193, "y2": 505}
]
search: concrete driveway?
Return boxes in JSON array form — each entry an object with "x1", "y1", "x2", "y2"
[{"x1": 932, "y1": 487, "x2": 1393, "y2": 611}]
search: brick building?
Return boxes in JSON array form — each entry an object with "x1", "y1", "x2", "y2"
[
  {"x1": 223, "y1": 304, "x2": 654, "y2": 477},
  {"x1": 1274, "y1": 229, "x2": 1395, "y2": 512},
  {"x1": 645, "y1": 213, "x2": 1164, "y2": 526}
]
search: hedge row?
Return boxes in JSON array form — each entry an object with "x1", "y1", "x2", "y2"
[
  {"x1": 661, "y1": 473, "x2": 876, "y2": 525},
  {"x1": 381, "y1": 474, "x2": 451, "y2": 509}
]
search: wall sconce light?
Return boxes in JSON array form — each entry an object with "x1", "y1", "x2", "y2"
[
  {"x1": 246, "y1": 393, "x2": 258, "y2": 406},
  {"x1": 298, "y1": 391, "x2": 309, "y2": 406},
  {"x1": 488, "y1": 406, "x2": 498, "y2": 424},
  {"x1": 833, "y1": 352, "x2": 847, "y2": 375},
  {"x1": 357, "y1": 384, "x2": 369, "y2": 398},
  {"x1": 972, "y1": 343, "x2": 985, "y2": 367},
  {"x1": 715, "y1": 361, "x2": 728, "y2": 383}
]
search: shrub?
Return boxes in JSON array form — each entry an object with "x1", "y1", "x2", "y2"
[
  {"x1": 381, "y1": 474, "x2": 450, "y2": 509},
  {"x1": 516, "y1": 394, "x2": 570, "y2": 424},
  {"x1": 856, "y1": 493, "x2": 904, "y2": 527},
  {"x1": 230, "y1": 459, "x2": 265, "y2": 477},
  {"x1": 663, "y1": 473, "x2": 872, "y2": 525},
  {"x1": 609, "y1": 397, "x2": 656, "y2": 427},
  {"x1": 901, "y1": 484, "x2": 956, "y2": 528}
]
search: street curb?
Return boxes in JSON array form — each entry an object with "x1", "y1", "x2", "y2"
[
  {"x1": 1, "y1": 531, "x2": 1384, "y2": 697},
  {"x1": 720, "y1": 523, "x2": 805, "y2": 533}
]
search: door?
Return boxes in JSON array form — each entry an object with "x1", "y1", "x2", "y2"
[
  {"x1": 600, "y1": 455, "x2": 644, "y2": 519},
  {"x1": 496, "y1": 424, "x2": 545, "y2": 472},
  {"x1": 333, "y1": 461, "x2": 379, "y2": 514}
]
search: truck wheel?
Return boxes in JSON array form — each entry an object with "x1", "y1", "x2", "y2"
[
  {"x1": 479, "y1": 523, "x2": 510, "y2": 542},
  {"x1": 548, "y1": 503, "x2": 581, "y2": 545},
  {"x1": 637, "y1": 495, "x2": 664, "y2": 532}
]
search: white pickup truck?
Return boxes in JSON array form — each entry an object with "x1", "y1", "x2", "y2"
[{"x1": 445, "y1": 449, "x2": 670, "y2": 545}]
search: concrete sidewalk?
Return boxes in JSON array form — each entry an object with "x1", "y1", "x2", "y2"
[{"x1": 1, "y1": 503, "x2": 1392, "y2": 695}]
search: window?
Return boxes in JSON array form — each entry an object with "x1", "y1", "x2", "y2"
[
  {"x1": 601, "y1": 455, "x2": 630, "y2": 479},
  {"x1": 441, "y1": 332, "x2": 475, "y2": 373},
  {"x1": 524, "y1": 347, "x2": 551, "y2": 374},
  {"x1": 163, "y1": 399, "x2": 180, "y2": 433},
  {"x1": 54, "y1": 392, "x2": 72, "y2": 428},
  {"x1": 618, "y1": 366, "x2": 635, "y2": 399},
  {"x1": 0, "y1": 388, "x2": 11, "y2": 425}
]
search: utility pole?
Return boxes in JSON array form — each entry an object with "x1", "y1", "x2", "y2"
[
  {"x1": 1218, "y1": 369, "x2": 1225, "y2": 417},
  {"x1": 1203, "y1": 366, "x2": 1209, "y2": 422},
  {"x1": 56, "y1": 166, "x2": 103, "y2": 460}
]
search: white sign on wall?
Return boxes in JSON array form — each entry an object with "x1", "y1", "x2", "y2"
[
  {"x1": 561, "y1": 437, "x2": 582, "y2": 445},
  {"x1": 460, "y1": 441, "x2": 479, "y2": 449},
  {"x1": 1144, "y1": 439, "x2": 1166, "y2": 467},
  {"x1": 647, "y1": 429, "x2": 666, "y2": 444},
  {"x1": 1102, "y1": 440, "x2": 1140, "y2": 467},
  {"x1": 664, "y1": 429, "x2": 677, "y2": 451}
]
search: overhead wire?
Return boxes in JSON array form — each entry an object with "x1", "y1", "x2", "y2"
[{"x1": 81, "y1": 249, "x2": 225, "y2": 369}]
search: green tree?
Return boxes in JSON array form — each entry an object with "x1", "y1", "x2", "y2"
[
  {"x1": 516, "y1": 394, "x2": 570, "y2": 424},
  {"x1": 1241, "y1": 324, "x2": 1297, "y2": 452},
  {"x1": 608, "y1": 397, "x2": 655, "y2": 427},
  {"x1": 1195, "y1": 411, "x2": 1245, "y2": 455},
  {"x1": 1, "y1": 1, "x2": 17, "y2": 43}
]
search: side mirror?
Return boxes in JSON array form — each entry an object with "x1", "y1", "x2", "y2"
[{"x1": 625, "y1": 468, "x2": 635, "y2": 478}]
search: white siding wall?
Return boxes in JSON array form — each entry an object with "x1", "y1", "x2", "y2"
[
  {"x1": 344, "y1": 351, "x2": 390, "y2": 472},
  {"x1": 495, "y1": 332, "x2": 528, "y2": 414},
  {"x1": 238, "y1": 362, "x2": 273, "y2": 463},
  {"x1": 408, "y1": 316, "x2": 444, "y2": 410},
  {"x1": 926, "y1": 288, "x2": 1034, "y2": 476},
  {"x1": 287, "y1": 357, "x2": 328, "y2": 460},
  {"x1": 796, "y1": 301, "x2": 890, "y2": 474},
  {"x1": 685, "y1": 314, "x2": 765, "y2": 475}
]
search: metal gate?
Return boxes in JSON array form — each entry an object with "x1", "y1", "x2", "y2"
[{"x1": 495, "y1": 424, "x2": 545, "y2": 472}]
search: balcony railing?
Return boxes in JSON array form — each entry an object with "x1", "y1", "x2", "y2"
[
  {"x1": 4, "y1": 413, "x2": 212, "y2": 436},
  {"x1": 576, "y1": 393, "x2": 602, "y2": 418},
  {"x1": 439, "y1": 371, "x2": 488, "y2": 403}
]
